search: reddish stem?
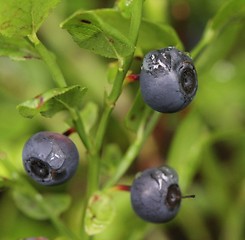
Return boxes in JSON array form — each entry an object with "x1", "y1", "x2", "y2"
[
  {"x1": 125, "y1": 74, "x2": 139, "y2": 83},
  {"x1": 63, "y1": 127, "x2": 76, "y2": 136},
  {"x1": 113, "y1": 184, "x2": 131, "y2": 192},
  {"x1": 34, "y1": 95, "x2": 44, "y2": 109}
]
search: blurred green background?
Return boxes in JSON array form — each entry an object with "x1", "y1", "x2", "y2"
[{"x1": 0, "y1": 0, "x2": 244, "y2": 239}]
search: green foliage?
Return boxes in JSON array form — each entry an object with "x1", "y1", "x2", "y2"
[
  {"x1": 168, "y1": 112, "x2": 210, "y2": 191},
  {"x1": 138, "y1": 20, "x2": 183, "y2": 52},
  {"x1": 0, "y1": 0, "x2": 245, "y2": 239},
  {"x1": 0, "y1": 35, "x2": 38, "y2": 60},
  {"x1": 101, "y1": 143, "x2": 123, "y2": 180},
  {"x1": 116, "y1": 0, "x2": 134, "y2": 18},
  {"x1": 13, "y1": 191, "x2": 71, "y2": 220},
  {"x1": 125, "y1": 90, "x2": 148, "y2": 132},
  {"x1": 17, "y1": 85, "x2": 87, "y2": 118},
  {"x1": 191, "y1": 0, "x2": 245, "y2": 58},
  {"x1": 61, "y1": 9, "x2": 135, "y2": 59},
  {"x1": 85, "y1": 191, "x2": 115, "y2": 235},
  {"x1": 0, "y1": 0, "x2": 61, "y2": 37},
  {"x1": 80, "y1": 102, "x2": 99, "y2": 135},
  {"x1": 61, "y1": 8, "x2": 183, "y2": 59}
]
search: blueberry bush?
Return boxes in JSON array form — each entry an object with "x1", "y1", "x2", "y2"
[{"x1": 0, "y1": 0, "x2": 244, "y2": 239}]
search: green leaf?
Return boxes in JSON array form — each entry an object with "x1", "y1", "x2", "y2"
[
  {"x1": 210, "y1": 0, "x2": 245, "y2": 31},
  {"x1": 17, "y1": 85, "x2": 87, "y2": 118},
  {"x1": 124, "y1": 90, "x2": 148, "y2": 132},
  {"x1": 12, "y1": 191, "x2": 71, "y2": 220},
  {"x1": 138, "y1": 19, "x2": 184, "y2": 52},
  {"x1": 80, "y1": 102, "x2": 99, "y2": 134},
  {"x1": 0, "y1": 35, "x2": 38, "y2": 60},
  {"x1": 0, "y1": 0, "x2": 60, "y2": 37},
  {"x1": 85, "y1": 191, "x2": 115, "y2": 235},
  {"x1": 0, "y1": 151, "x2": 16, "y2": 179},
  {"x1": 167, "y1": 112, "x2": 210, "y2": 191},
  {"x1": 196, "y1": 56, "x2": 245, "y2": 130},
  {"x1": 194, "y1": 23, "x2": 242, "y2": 74},
  {"x1": 0, "y1": 153, "x2": 11, "y2": 187},
  {"x1": 61, "y1": 9, "x2": 134, "y2": 59},
  {"x1": 116, "y1": 0, "x2": 134, "y2": 18},
  {"x1": 191, "y1": 0, "x2": 245, "y2": 58},
  {"x1": 101, "y1": 144, "x2": 123, "y2": 179},
  {"x1": 61, "y1": 8, "x2": 182, "y2": 58}
]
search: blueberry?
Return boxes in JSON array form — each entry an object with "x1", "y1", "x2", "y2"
[
  {"x1": 140, "y1": 47, "x2": 198, "y2": 113},
  {"x1": 130, "y1": 166, "x2": 181, "y2": 223},
  {"x1": 22, "y1": 131, "x2": 79, "y2": 186}
]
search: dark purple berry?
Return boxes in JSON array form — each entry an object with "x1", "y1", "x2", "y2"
[
  {"x1": 140, "y1": 47, "x2": 198, "y2": 113},
  {"x1": 130, "y1": 166, "x2": 181, "y2": 223},
  {"x1": 22, "y1": 131, "x2": 79, "y2": 186}
]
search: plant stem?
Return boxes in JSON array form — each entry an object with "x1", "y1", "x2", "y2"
[
  {"x1": 80, "y1": 2, "x2": 144, "y2": 238},
  {"x1": 79, "y1": 152, "x2": 100, "y2": 240},
  {"x1": 28, "y1": 33, "x2": 67, "y2": 88},
  {"x1": 55, "y1": 97, "x2": 93, "y2": 151},
  {"x1": 191, "y1": 26, "x2": 215, "y2": 61},
  {"x1": 105, "y1": 110, "x2": 160, "y2": 188},
  {"x1": 128, "y1": 0, "x2": 143, "y2": 43},
  {"x1": 95, "y1": 0, "x2": 144, "y2": 152},
  {"x1": 72, "y1": 109, "x2": 93, "y2": 152}
]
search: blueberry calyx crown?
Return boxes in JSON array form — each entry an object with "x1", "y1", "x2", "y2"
[
  {"x1": 165, "y1": 184, "x2": 181, "y2": 210},
  {"x1": 28, "y1": 157, "x2": 50, "y2": 178},
  {"x1": 150, "y1": 167, "x2": 181, "y2": 211},
  {"x1": 179, "y1": 64, "x2": 197, "y2": 95}
]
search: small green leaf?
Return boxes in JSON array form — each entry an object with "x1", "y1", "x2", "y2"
[
  {"x1": 210, "y1": 0, "x2": 245, "y2": 31},
  {"x1": 196, "y1": 56, "x2": 245, "y2": 130},
  {"x1": 194, "y1": 23, "x2": 242, "y2": 74},
  {"x1": 125, "y1": 90, "x2": 148, "y2": 132},
  {"x1": 0, "y1": 35, "x2": 38, "y2": 60},
  {"x1": 80, "y1": 102, "x2": 99, "y2": 134},
  {"x1": 101, "y1": 17, "x2": 182, "y2": 54},
  {"x1": 0, "y1": 151, "x2": 15, "y2": 179},
  {"x1": 101, "y1": 144, "x2": 123, "y2": 179},
  {"x1": 61, "y1": 9, "x2": 134, "y2": 59},
  {"x1": 0, "y1": 0, "x2": 61, "y2": 37},
  {"x1": 17, "y1": 85, "x2": 87, "y2": 118},
  {"x1": 168, "y1": 112, "x2": 210, "y2": 191},
  {"x1": 12, "y1": 191, "x2": 71, "y2": 220},
  {"x1": 191, "y1": 0, "x2": 245, "y2": 58},
  {"x1": 116, "y1": 0, "x2": 134, "y2": 18},
  {"x1": 61, "y1": 8, "x2": 182, "y2": 58},
  {"x1": 0, "y1": 154, "x2": 11, "y2": 187},
  {"x1": 85, "y1": 191, "x2": 115, "y2": 235},
  {"x1": 138, "y1": 20, "x2": 184, "y2": 52}
]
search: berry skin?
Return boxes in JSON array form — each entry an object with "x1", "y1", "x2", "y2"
[
  {"x1": 140, "y1": 46, "x2": 198, "y2": 113},
  {"x1": 22, "y1": 131, "x2": 79, "y2": 186},
  {"x1": 130, "y1": 166, "x2": 181, "y2": 223}
]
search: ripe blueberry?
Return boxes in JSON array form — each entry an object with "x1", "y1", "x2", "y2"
[
  {"x1": 22, "y1": 131, "x2": 79, "y2": 186},
  {"x1": 140, "y1": 47, "x2": 198, "y2": 113},
  {"x1": 130, "y1": 166, "x2": 182, "y2": 223}
]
